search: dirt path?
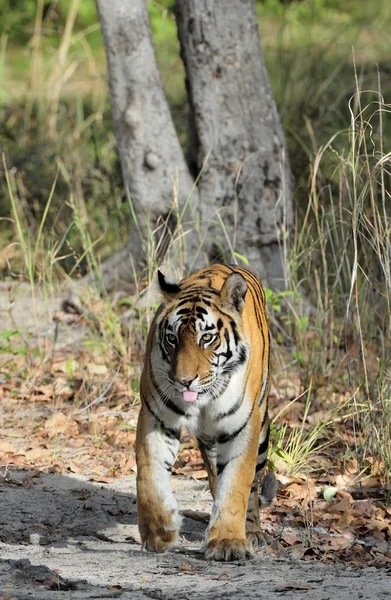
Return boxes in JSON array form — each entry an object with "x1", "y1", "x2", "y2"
[
  {"x1": 0, "y1": 281, "x2": 88, "y2": 351},
  {"x1": 0, "y1": 470, "x2": 390, "y2": 600},
  {"x1": 1, "y1": 283, "x2": 390, "y2": 599}
]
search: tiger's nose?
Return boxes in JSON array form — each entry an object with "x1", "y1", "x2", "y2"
[{"x1": 175, "y1": 375, "x2": 196, "y2": 387}]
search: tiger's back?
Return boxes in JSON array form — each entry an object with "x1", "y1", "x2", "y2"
[{"x1": 136, "y1": 264, "x2": 275, "y2": 561}]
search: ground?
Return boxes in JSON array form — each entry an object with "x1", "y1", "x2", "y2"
[
  {"x1": 0, "y1": 282, "x2": 390, "y2": 599},
  {"x1": 1, "y1": 471, "x2": 391, "y2": 600}
]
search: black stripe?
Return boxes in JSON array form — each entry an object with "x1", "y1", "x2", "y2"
[
  {"x1": 197, "y1": 436, "x2": 215, "y2": 450},
  {"x1": 255, "y1": 458, "x2": 267, "y2": 473},
  {"x1": 176, "y1": 307, "x2": 191, "y2": 315},
  {"x1": 176, "y1": 297, "x2": 198, "y2": 306},
  {"x1": 217, "y1": 462, "x2": 226, "y2": 475},
  {"x1": 217, "y1": 404, "x2": 254, "y2": 444},
  {"x1": 235, "y1": 267, "x2": 265, "y2": 330},
  {"x1": 149, "y1": 356, "x2": 186, "y2": 416},
  {"x1": 235, "y1": 267, "x2": 265, "y2": 304},
  {"x1": 216, "y1": 394, "x2": 243, "y2": 419},
  {"x1": 143, "y1": 395, "x2": 180, "y2": 442},
  {"x1": 165, "y1": 427, "x2": 181, "y2": 441},
  {"x1": 259, "y1": 369, "x2": 270, "y2": 406},
  {"x1": 230, "y1": 320, "x2": 240, "y2": 345},
  {"x1": 142, "y1": 388, "x2": 181, "y2": 441},
  {"x1": 237, "y1": 346, "x2": 247, "y2": 364},
  {"x1": 216, "y1": 452, "x2": 241, "y2": 475},
  {"x1": 257, "y1": 431, "x2": 270, "y2": 458},
  {"x1": 157, "y1": 387, "x2": 186, "y2": 416},
  {"x1": 223, "y1": 329, "x2": 232, "y2": 361}
]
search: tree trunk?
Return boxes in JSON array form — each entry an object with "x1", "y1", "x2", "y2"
[
  {"x1": 95, "y1": 0, "x2": 201, "y2": 284},
  {"x1": 175, "y1": 0, "x2": 292, "y2": 289},
  {"x1": 93, "y1": 0, "x2": 293, "y2": 291}
]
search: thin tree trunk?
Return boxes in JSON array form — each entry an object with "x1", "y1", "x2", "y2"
[
  {"x1": 95, "y1": 0, "x2": 201, "y2": 284},
  {"x1": 175, "y1": 0, "x2": 293, "y2": 288}
]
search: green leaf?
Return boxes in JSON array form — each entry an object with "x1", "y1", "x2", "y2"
[
  {"x1": 233, "y1": 252, "x2": 249, "y2": 266},
  {"x1": 65, "y1": 359, "x2": 76, "y2": 376},
  {"x1": 131, "y1": 380, "x2": 140, "y2": 393},
  {"x1": 323, "y1": 486, "x2": 339, "y2": 502},
  {"x1": 0, "y1": 329, "x2": 19, "y2": 340}
]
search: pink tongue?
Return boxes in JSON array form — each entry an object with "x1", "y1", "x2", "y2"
[{"x1": 183, "y1": 390, "x2": 198, "y2": 402}]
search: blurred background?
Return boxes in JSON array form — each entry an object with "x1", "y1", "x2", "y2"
[
  {"x1": 1, "y1": 0, "x2": 389, "y2": 277},
  {"x1": 0, "y1": 0, "x2": 390, "y2": 512}
]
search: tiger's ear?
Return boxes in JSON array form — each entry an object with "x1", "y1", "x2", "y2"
[
  {"x1": 220, "y1": 272, "x2": 247, "y2": 313},
  {"x1": 157, "y1": 270, "x2": 181, "y2": 299}
]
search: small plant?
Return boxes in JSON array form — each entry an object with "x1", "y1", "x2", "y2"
[
  {"x1": 269, "y1": 386, "x2": 351, "y2": 475},
  {"x1": 363, "y1": 369, "x2": 391, "y2": 490}
]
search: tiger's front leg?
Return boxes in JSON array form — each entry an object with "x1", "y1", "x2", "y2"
[
  {"x1": 136, "y1": 405, "x2": 181, "y2": 553},
  {"x1": 204, "y1": 409, "x2": 260, "y2": 561}
]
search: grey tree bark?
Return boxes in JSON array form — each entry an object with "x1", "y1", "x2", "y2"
[
  {"x1": 95, "y1": 0, "x2": 202, "y2": 288},
  {"x1": 175, "y1": 0, "x2": 292, "y2": 289},
  {"x1": 94, "y1": 0, "x2": 293, "y2": 290}
]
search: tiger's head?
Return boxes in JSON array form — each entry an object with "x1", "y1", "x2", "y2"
[{"x1": 154, "y1": 270, "x2": 249, "y2": 405}]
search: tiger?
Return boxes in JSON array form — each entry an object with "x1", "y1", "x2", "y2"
[{"x1": 136, "y1": 264, "x2": 277, "y2": 561}]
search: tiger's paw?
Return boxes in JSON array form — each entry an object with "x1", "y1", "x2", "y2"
[
  {"x1": 205, "y1": 538, "x2": 254, "y2": 561},
  {"x1": 139, "y1": 507, "x2": 181, "y2": 554},
  {"x1": 141, "y1": 527, "x2": 178, "y2": 553},
  {"x1": 246, "y1": 527, "x2": 268, "y2": 548}
]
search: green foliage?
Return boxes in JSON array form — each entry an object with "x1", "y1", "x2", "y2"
[
  {"x1": 0, "y1": 0, "x2": 390, "y2": 480},
  {"x1": 0, "y1": 0, "x2": 37, "y2": 42},
  {"x1": 1, "y1": 0, "x2": 390, "y2": 275},
  {"x1": 0, "y1": 329, "x2": 29, "y2": 356},
  {"x1": 0, "y1": 0, "x2": 100, "y2": 45},
  {"x1": 264, "y1": 287, "x2": 294, "y2": 313}
]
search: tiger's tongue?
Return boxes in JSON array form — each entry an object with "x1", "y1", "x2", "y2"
[{"x1": 183, "y1": 390, "x2": 198, "y2": 402}]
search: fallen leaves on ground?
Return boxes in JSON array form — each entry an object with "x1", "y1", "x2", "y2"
[
  {"x1": 0, "y1": 327, "x2": 390, "y2": 569},
  {"x1": 0, "y1": 346, "x2": 140, "y2": 481}
]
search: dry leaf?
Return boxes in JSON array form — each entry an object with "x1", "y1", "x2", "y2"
[
  {"x1": 0, "y1": 441, "x2": 15, "y2": 454},
  {"x1": 334, "y1": 473, "x2": 357, "y2": 487},
  {"x1": 179, "y1": 564, "x2": 198, "y2": 572},
  {"x1": 329, "y1": 496, "x2": 351, "y2": 514},
  {"x1": 45, "y1": 412, "x2": 68, "y2": 435},
  {"x1": 25, "y1": 447, "x2": 49, "y2": 460},
  {"x1": 44, "y1": 412, "x2": 79, "y2": 437},
  {"x1": 53, "y1": 377, "x2": 74, "y2": 400},
  {"x1": 283, "y1": 479, "x2": 317, "y2": 503},
  {"x1": 87, "y1": 363, "x2": 109, "y2": 376},
  {"x1": 191, "y1": 469, "x2": 208, "y2": 480},
  {"x1": 352, "y1": 499, "x2": 374, "y2": 518},
  {"x1": 89, "y1": 476, "x2": 114, "y2": 484},
  {"x1": 281, "y1": 532, "x2": 302, "y2": 546}
]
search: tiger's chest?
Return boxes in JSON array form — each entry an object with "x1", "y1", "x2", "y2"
[{"x1": 154, "y1": 365, "x2": 252, "y2": 441}]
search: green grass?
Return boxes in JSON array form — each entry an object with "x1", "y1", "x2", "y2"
[{"x1": 1, "y1": 0, "x2": 391, "y2": 481}]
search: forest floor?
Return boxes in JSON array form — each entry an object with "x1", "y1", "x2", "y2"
[{"x1": 0, "y1": 282, "x2": 390, "y2": 600}]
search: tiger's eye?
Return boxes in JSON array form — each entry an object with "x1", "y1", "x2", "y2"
[
  {"x1": 166, "y1": 333, "x2": 177, "y2": 345},
  {"x1": 201, "y1": 333, "x2": 216, "y2": 343}
]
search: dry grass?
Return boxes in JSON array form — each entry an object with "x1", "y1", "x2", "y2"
[{"x1": 1, "y1": 1, "x2": 390, "y2": 485}]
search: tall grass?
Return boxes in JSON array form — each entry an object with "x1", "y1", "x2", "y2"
[
  {"x1": 279, "y1": 76, "x2": 391, "y2": 478},
  {"x1": 0, "y1": 0, "x2": 125, "y2": 272},
  {"x1": 1, "y1": 1, "x2": 390, "y2": 480}
]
